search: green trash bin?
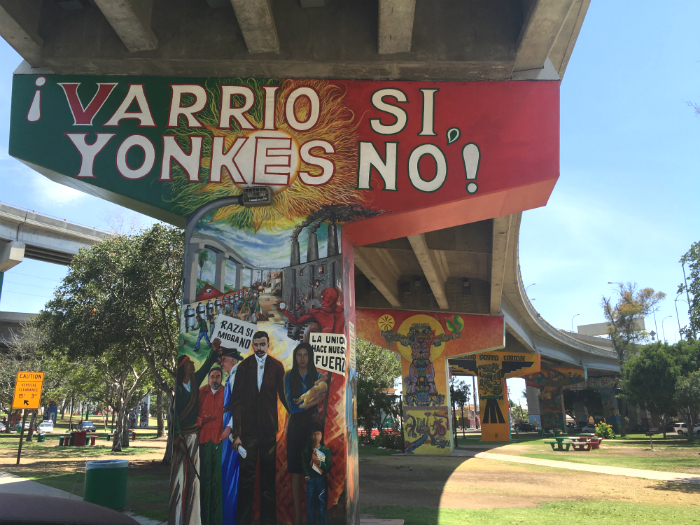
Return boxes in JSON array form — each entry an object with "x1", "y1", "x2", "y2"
[
  {"x1": 69, "y1": 433, "x2": 75, "y2": 446},
  {"x1": 37, "y1": 433, "x2": 45, "y2": 443},
  {"x1": 83, "y1": 459, "x2": 128, "y2": 510}
]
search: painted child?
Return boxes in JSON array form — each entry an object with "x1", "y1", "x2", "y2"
[{"x1": 301, "y1": 421, "x2": 331, "y2": 525}]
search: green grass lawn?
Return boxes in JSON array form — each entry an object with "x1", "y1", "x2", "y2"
[
  {"x1": 363, "y1": 500, "x2": 699, "y2": 525},
  {"x1": 1, "y1": 440, "x2": 157, "y2": 458},
  {"x1": 519, "y1": 453, "x2": 700, "y2": 473}
]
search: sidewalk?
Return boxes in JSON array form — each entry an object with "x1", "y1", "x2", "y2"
[
  {"x1": 454, "y1": 449, "x2": 700, "y2": 484},
  {"x1": 0, "y1": 470, "x2": 163, "y2": 525}
]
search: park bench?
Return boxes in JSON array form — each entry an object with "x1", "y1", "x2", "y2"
[{"x1": 571, "y1": 441, "x2": 591, "y2": 451}]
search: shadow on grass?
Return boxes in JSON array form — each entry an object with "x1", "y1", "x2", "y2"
[
  {"x1": 6, "y1": 459, "x2": 170, "y2": 522},
  {"x1": 649, "y1": 481, "x2": 700, "y2": 494}
]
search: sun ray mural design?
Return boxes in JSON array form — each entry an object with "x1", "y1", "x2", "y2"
[{"x1": 168, "y1": 78, "x2": 364, "y2": 232}]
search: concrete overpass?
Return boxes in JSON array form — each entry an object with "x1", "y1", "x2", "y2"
[
  {"x1": 0, "y1": 0, "x2": 614, "y2": 427},
  {"x1": 0, "y1": 202, "x2": 111, "y2": 347},
  {"x1": 0, "y1": 202, "x2": 111, "y2": 270}
]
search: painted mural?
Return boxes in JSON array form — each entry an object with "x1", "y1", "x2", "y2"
[
  {"x1": 357, "y1": 309, "x2": 505, "y2": 454},
  {"x1": 450, "y1": 353, "x2": 540, "y2": 442},
  {"x1": 9, "y1": 73, "x2": 561, "y2": 524},
  {"x1": 174, "y1": 201, "x2": 354, "y2": 525},
  {"x1": 9, "y1": 74, "x2": 560, "y2": 247},
  {"x1": 525, "y1": 367, "x2": 586, "y2": 432}
]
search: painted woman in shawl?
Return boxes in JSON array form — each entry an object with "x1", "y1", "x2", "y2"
[{"x1": 285, "y1": 343, "x2": 327, "y2": 525}]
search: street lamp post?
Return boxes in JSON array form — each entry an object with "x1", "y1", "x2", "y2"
[
  {"x1": 571, "y1": 313, "x2": 580, "y2": 333},
  {"x1": 525, "y1": 283, "x2": 535, "y2": 294},
  {"x1": 662, "y1": 316, "x2": 672, "y2": 343}
]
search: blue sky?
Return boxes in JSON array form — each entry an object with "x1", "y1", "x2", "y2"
[{"x1": 2, "y1": 2, "x2": 699, "y2": 406}]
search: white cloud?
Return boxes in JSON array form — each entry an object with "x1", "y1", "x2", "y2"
[{"x1": 30, "y1": 170, "x2": 87, "y2": 205}]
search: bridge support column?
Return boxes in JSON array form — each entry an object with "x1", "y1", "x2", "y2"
[
  {"x1": 234, "y1": 261, "x2": 242, "y2": 290},
  {"x1": 214, "y1": 251, "x2": 226, "y2": 292},
  {"x1": 183, "y1": 242, "x2": 202, "y2": 304},
  {"x1": 525, "y1": 385, "x2": 541, "y2": 428},
  {"x1": 600, "y1": 384, "x2": 621, "y2": 433},
  {"x1": 0, "y1": 240, "x2": 25, "y2": 272},
  {"x1": 478, "y1": 376, "x2": 512, "y2": 442},
  {"x1": 525, "y1": 366, "x2": 586, "y2": 433}
]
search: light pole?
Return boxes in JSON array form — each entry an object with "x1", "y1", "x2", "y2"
[
  {"x1": 662, "y1": 316, "x2": 672, "y2": 343},
  {"x1": 571, "y1": 313, "x2": 580, "y2": 333},
  {"x1": 525, "y1": 283, "x2": 535, "y2": 294}
]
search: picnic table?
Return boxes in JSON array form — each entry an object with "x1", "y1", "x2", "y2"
[
  {"x1": 570, "y1": 435, "x2": 601, "y2": 449},
  {"x1": 544, "y1": 436, "x2": 572, "y2": 451}
]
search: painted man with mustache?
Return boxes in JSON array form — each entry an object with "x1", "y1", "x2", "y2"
[{"x1": 229, "y1": 331, "x2": 289, "y2": 525}]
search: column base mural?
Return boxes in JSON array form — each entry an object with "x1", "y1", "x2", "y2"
[
  {"x1": 357, "y1": 309, "x2": 506, "y2": 453},
  {"x1": 525, "y1": 367, "x2": 586, "y2": 432},
  {"x1": 450, "y1": 353, "x2": 540, "y2": 442}
]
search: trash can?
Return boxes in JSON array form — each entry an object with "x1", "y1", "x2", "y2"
[
  {"x1": 83, "y1": 459, "x2": 128, "y2": 510},
  {"x1": 37, "y1": 433, "x2": 45, "y2": 443},
  {"x1": 69, "y1": 433, "x2": 75, "y2": 446},
  {"x1": 74, "y1": 431, "x2": 87, "y2": 446}
]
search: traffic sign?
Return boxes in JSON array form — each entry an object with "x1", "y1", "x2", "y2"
[{"x1": 12, "y1": 371, "x2": 44, "y2": 410}]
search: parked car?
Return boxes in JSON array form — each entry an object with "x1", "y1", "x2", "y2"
[
  {"x1": 516, "y1": 422, "x2": 536, "y2": 432},
  {"x1": 664, "y1": 421, "x2": 678, "y2": 432},
  {"x1": 581, "y1": 424, "x2": 597, "y2": 433},
  {"x1": 37, "y1": 421, "x2": 54, "y2": 433},
  {"x1": 0, "y1": 422, "x2": 5, "y2": 432},
  {"x1": 76, "y1": 420, "x2": 97, "y2": 432},
  {"x1": 674, "y1": 423, "x2": 700, "y2": 435}
]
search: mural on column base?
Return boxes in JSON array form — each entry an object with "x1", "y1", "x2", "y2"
[
  {"x1": 175, "y1": 202, "x2": 359, "y2": 525},
  {"x1": 357, "y1": 309, "x2": 505, "y2": 454},
  {"x1": 525, "y1": 367, "x2": 586, "y2": 432},
  {"x1": 450, "y1": 353, "x2": 540, "y2": 442}
]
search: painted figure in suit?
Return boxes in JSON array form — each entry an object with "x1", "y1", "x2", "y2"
[
  {"x1": 219, "y1": 347, "x2": 244, "y2": 525},
  {"x1": 230, "y1": 331, "x2": 289, "y2": 525}
]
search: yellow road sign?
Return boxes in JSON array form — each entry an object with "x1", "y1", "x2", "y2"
[{"x1": 12, "y1": 371, "x2": 44, "y2": 410}]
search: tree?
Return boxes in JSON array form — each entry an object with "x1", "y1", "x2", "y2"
[
  {"x1": 450, "y1": 379, "x2": 470, "y2": 430},
  {"x1": 198, "y1": 249, "x2": 209, "y2": 281},
  {"x1": 602, "y1": 283, "x2": 666, "y2": 370},
  {"x1": 356, "y1": 339, "x2": 401, "y2": 438},
  {"x1": 674, "y1": 370, "x2": 700, "y2": 443},
  {"x1": 356, "y1": 339, "x2": 401, "y2": 389},
  {"x1": 679, "y1": 242, "x2": 700, "y2": 340},
  {"x1": 623, "y1": 340, "x2": 700, "y2": 439},
  {"x1": 37, "y1": 224, "x2": 183, "y2": 455}
]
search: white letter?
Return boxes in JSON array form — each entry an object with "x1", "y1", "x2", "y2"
[
  {"x1": 104, "y1": 84, "x2": 155, "y2": 127},
  {"x1": 286, "y1": 87, "x2": 320, "y2": 131},
  {"x1": 370, "y1": 89, "x2": 407, "y2": 135},
  {"x1": 253, "y1": 137, "x2": 293, "y2": 186},
  {"x1": 357, "y1": 142, "x2": 397, "y2": 190},
  {"x1": 262, "y1": 86, "x2": 279, "y2": 130},
  {"x1": 418, "y1": 88, "x2": 438, "y2": 136},
  {"x1": 116, "y1": 135, "x2": 156, "y2": 180},
  {"x1": 219, "y1": 86, "x2": 255, "y2": 130},
  {"x1": 408, "y1": 144, "x2": 447, "y2": 192},
  {"x1": 210, "y1": 136, "x2": 247, "y2": 183},
  {"x1": 66, "y1": 133, "x2": 115, "y2": 178},
  {"x1": 299, "y1": 140, "x2": 335, "y2": 186},
  {"x1": 160, "y1": 136, "x2": 203, "y2": 181},
  {"x1": 168, "y1": 85, "x2": 207, "y2": 128}
]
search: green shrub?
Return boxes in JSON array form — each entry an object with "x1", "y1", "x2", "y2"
[{"x1": 595, "y1": 421, "x2": 615, "y2": 439}]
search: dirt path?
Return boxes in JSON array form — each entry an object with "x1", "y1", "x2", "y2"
[{"x1": 359, "y1": 453, "x2": 700, "y2": 510}]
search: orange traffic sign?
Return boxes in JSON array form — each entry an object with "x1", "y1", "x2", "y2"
[{"x1": 12, "y1": 371, "x2": 44, "y2": 410}]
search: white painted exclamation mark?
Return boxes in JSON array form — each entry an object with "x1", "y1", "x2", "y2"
[
  {"x1": 462, "y1": 142, "x2": 480, "y2": 194},
  {"x1": 27, "y1": 76, "x2": 46, "y2": 122}
]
